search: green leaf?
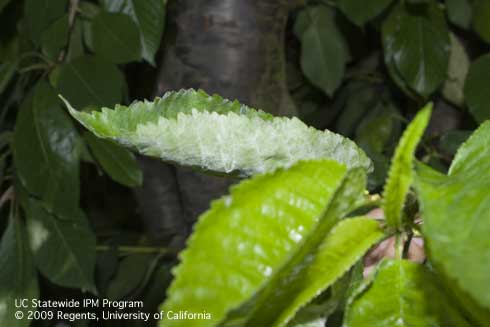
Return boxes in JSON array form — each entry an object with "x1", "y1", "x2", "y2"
[
  {"x1": 344, "y1": 259, "x2": 470, "y2": 327},
  {"x1": 41, "y1": 15, "x2": 69, "y2": 60},
  {"x1": 442, "y1": 33, "x2": 469, "y2": 107},
  {"x1": 464, "y1": 54, "x2": 490, "y2": 123},
  {"x1": 416, "y1": 122, "x2": 490, "y2": 310},
  {"x1": 382, "y1": 3, "x2": 450, "y2": 97},
  {"x1": 61, "y1": 89, "x2": 371, "y2": 177},
  {"x1": 55, "y1": 55, "x2": 125, "y2": 109},
  {"x1": 13, "y1": 81, "x2": 80, "y2": 217},
  {"x1": 25, "y1": 198, "x2": 96, "y2": 293},
  {"x1": 0, "y1": 216, "x2": 39, "y2": 327},
  {"x1": 102, "y1": 0, "x2": 166, "y2": 65},
  {"x1": 382, "y1": 104, "x2": 432, "y2": 230},
  {"x1": 438, "y1": 130, "x2": 471, "y2": 156},
  {"x1": 84, "y1": 132, "x2": 142, "y2": 187},
  {"x1": 92, "y1": 12, "x2": 142, "y2": 64},
  {"x1": 445, "y1": 0, "x2": 472, "y2": 29},
  {"x1": 473, "y1": 0, "x2": 490, "y2": 43},
  {"x1": 25, "y1": 0, "x2": 68, "y2": 45},
  {"x1": 294, "y1": 6, "x2": 348, "y2": 96},
  {"x1": 338, "y1": 0, "x2": 394, "y2": 26},
  {"x1": 106, "y1": 254, "x2": 153, "y2": 300},
  {"x1": 161, "y1": 160, "x2": 366, "y2": 327}
]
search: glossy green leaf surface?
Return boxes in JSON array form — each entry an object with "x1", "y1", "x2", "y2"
[
  {"x1": 344, "y1": 259, "x2": 469, "y2": 327},
  {"x1": 416, "y1": 122, "x2": 490, "y2": 309},
  {"x1": 294, "y1": 6, "x2": 348, "y2": 96},
  {"x1": 13, "y1": 81, "x2": 80, "y2": 217},
  {"x1": 84, "y1": 132, "x2": 142, "y2": 187},
  {"x1": 382, "y1": 3, "x2": 450, "y2": 97},
  {"x1": 55, "y1": 55, "x2": 125, "y2": 109},
  {"x1": 383, "y1": 104, "x2": 431, "y2": 230},
  {"x1": 161, "y1": 160, "x2": 363, "y2": 326},
  {"x1": 102, "y1": 0, "x2": 166, "y2": 65},
  {"x1": 0, "y1": 217, "x2": 38, "y2": 327},
  {"x1": 25, "y1": 199, "x2": 96, "y2": 293},
  {"x1": 62, "y1": 89, "x2": 371, "y2": 177},
  {"x1": 92, "y1": 12, "x2": 141, "y2": 64},
  {"x1": 464, "y1": 54, "x2": 490, "y2": 123},
  {"x1": 338, "y1": 0, "x2": 393, "y2": 26}
]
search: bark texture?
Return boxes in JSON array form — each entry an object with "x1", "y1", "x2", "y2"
[{"x1": 135, "y1": 0, "x2": 296, "y2": 246}]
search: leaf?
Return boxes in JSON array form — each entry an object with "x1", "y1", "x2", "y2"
[
  {"x1": 438, "y1": 130, "x2": 471, "y2": 156},
  {"x1": 338, "y1": 0, "x2": 394, "y2": 26},
  {"x1": 91, "y1": 12, "x2": 141, "y2": 64},
  {"x1": 0, "y1": 216, "x2": 39, "y2": 327},
  {"x1": 61, "y1": 89, "x2": 372, "y2": 177},
  {"x1": 442, "y1": 33, "x2": 470, "y2": 107},
  {"x1": 473, "y1": 0, "x2": 490, "y2": 43},
  {"x1": 294, "y1": 6, "x2": 348, "y2": 96},
  {"x1": 13, "y1": 81, "x2": 80, "y2": 217},
  {"x1": 464, "y1": 54, "x2": 490, "y2": 123},
  {"x1": 106, "y1": 254, "x2": 153, "y2": 300},
  {"x1": 25, "y1": 0, "x2": 68, "y2": 45},
  {"x1": 445, "y1": 0, "x2": 472, "y2": 29},
  {"x1": 102, "y1": 0, "x2": 166, "y2": 65},
  {"x1": 55, "y1": 55, "x2": 125, "y2": 109},
  {"x1": 84, "y1": 132, "x2": 142, "y2": 187},
  {"x1": 161, "y1": 160, "x2": 366, "y2": 327},
  {"x1": 382, "y1": 104, "x2": 431, "y2": 230},
  {"x1": 416, "y1": 122, "x2": 490, "y2": 310},
  {"x1": 344, "y1": 259, "x2": 470, "y2": 327},
  {"x1": 25, "y1": 198, "x2": 96, "y2": 293},
  {"x1": 0, "y1": 0, "x2": 11, "y2": 13},
  {"x1": 382, "y1": 2, "x2": 450, "y2": 97},
  {"x1": 41, "y1": 15, "x2": 69, "y2": 60}
]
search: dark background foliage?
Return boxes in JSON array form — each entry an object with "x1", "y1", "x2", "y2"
[{"x1": 0, "y1": 0, "x2": 488, "y2": 326}]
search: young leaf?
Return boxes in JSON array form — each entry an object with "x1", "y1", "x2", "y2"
[
  {"x1": 338, "y1": 0, "x2": 393, "y2": 26},
  {"x1": 25, "y1": 199, "x2": 96, "y2": 293},
  {"x1": 464, "y1": 54, "x2": 490, "y2": 123},
  {"x1": 61, "y1": 89, "x2": 371, "y2": 177},
  {"x1": 344, "y1": 259, "x2": 470, "y2": 327},
  {"x1": 294, "y1": 6, "x2": 348, "y2": 96},
  {"x1": 382, "y1": 3, "x2": 450, "y2": 97},
  {"x1": 102, "y1": 0, "x2": 166, "y2": 65},
  {"x1": 0, "y1": 216, "x2": 39, "y2": 327},
  {"x1": 382, "y1": 104, "x2": 431, "y2": 230},
  {"x1": 416, "y1": 122, "x2": 490, "y2": 309},
  {"x1": 55, "y1": 55, "x2": 125, "y2": 109},
  {"x1": 161, "y1": 160, "x2": 362, "y2": 327},
  {"x1": 84, "y1": 132, "x2": 142, "y2": 187},
  {"x1": 13, "y1": 81, "x2": 80, "y2": 217},
  {"x1": 91, "y1": 12, "x2": 142, "y2": 64}
]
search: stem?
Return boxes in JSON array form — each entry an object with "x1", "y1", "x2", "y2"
[
  {"x1": 394, "y1": 233, "x2": 404, "y2": 260},
  {"x1": 95, "y1": 245, "x2": 177, "y2": 255}
]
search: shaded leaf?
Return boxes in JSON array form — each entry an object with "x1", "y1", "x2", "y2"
[
  {"x1": 338, "y1": 0, "x2": 394, "y2": 26},
  {"x1": 55, "y1": 55, "x2": 125, "y2": 109},
  {"x1": 438, "y1": 130, "x2": 471, "y2": 156},
  {"x1": 0, "y1": 216, "x2": 39, "y2": 327},
  {"x1": 84, "y1": 132, "x2": 142, "y2": 187},
  {"x1": 25, "y1": 199, "x2": 96, "y2": 293},
  {"x1": 102, "y1": 0, "x2": 166, "y2": 65},
  {"x1": 383, "y1": 104, "x2": 431, "y2": 230},
  {"x1": 382, "y1": 3, "x2": 450, "y2": 97},
  {"x1": 106, "y1": 254, "x2": 153, "y2": 300},
  {"x1": 41, "y1": 15, "x2": 69, "y2": 60},
  {"x1": 344, "y1": 259, "x2": 470, "y2": 327},
  {"x1": 25, "y1": 0, "x2": 68, "y2": 45},
  {"x1": 442, "y1": 33, "x2": 469, "y2": 107},
  {"x1": 416, "y1": 122, "x2": 490, "y2": 310},
  {"x1": 161, "y1": 160, "x2": 365, "y2": 326},
  {"x1": 61, "y1": 89, "x2": 371, "y2": 177},
  {"x1": 473, "y1": 0, "x2": 490, "y2": 43},
  {"x1": 13, "y1": 81, "x2": 80, "y2": 217},
  {"x1": 464, "y1": 54, "x2": 490, "y2": 122},
  {"x1": 445, "y1": 0, "x2": 472, "y2": 29},
  {"x1": 92, "y1": 12, "x2": 141, "y2": 64},
  {"x1": 294, "y1": 6, "x2": 348, "y2": 96}
]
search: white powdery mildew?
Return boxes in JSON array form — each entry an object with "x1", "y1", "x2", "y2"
[{"x1": 130, "y1": 110, "x2": 369, "y2": 176}]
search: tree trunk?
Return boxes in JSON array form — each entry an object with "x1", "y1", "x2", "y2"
[{"x1": 135, "y1": 0, "x2": 296, "y2": 247}]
